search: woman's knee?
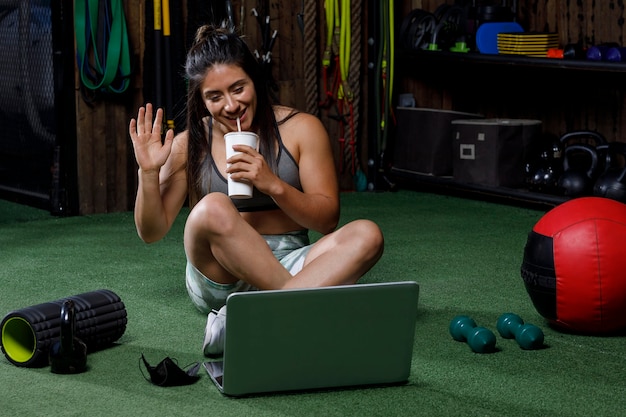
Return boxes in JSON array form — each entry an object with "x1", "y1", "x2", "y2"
[
  {"x1": 185, "y1": 193, "x2": 238, "y2": 236},
  {"x1": 345, "y1": 219, "x2": 384, "y2": 259}
]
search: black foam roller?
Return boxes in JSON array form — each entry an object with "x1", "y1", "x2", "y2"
[{"x1": 0, "y1": 289, "x2": 127, "y2": 367}]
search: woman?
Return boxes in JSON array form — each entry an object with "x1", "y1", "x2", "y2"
[{"x1": 129, "y1": 23, "x2": 384, "y2": 357}]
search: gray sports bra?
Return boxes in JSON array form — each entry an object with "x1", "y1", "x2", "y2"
[{"x1": 202, "y1": 117, "x2": 302, "y2": 212}]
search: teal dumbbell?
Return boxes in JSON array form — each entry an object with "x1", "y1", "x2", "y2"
[
  {"x1": 449, "y1": 315, "x2": 496, "y2": 353},
  {"x1": 496, "y1": 313, "x2": 544, "y2": 350}
]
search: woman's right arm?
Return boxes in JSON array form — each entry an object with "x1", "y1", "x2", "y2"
[{"x1": 129, "y1": 104, "x2": 188, "y2": 243}]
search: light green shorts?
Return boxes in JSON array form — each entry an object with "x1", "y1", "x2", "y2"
[{"x1": 185, "y1": 230, "x2": 312, "y2": 313}]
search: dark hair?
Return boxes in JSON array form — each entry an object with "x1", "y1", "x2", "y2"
[{"x1": 184, "y1": 23, "x2": 278, "y2": 203}]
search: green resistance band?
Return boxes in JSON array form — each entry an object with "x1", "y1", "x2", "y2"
[{"x1": 74, "y1": 0, "x2": 131, "y2": 94}]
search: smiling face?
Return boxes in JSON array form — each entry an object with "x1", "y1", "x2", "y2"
[{"x1": 201, "y1": 63, "x2": 257, "y2": 133}]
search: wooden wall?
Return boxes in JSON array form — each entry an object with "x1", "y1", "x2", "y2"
[
  {"x1": 74, "y1": 0, "x2": 366, "y2": 214},
  {"x1": 400, "y1": 0, "x2": 626, "y2": 45},
  {"x1": 231, "y1": 0, "x2": 370, "y2": 190},
  {"x1": 397, "y1": 1, "x2": 626, "y2": 142},
  {"x1": 75, "y1": 1, "x2": 626, "y2": 214},
  {"x1": 74, "y1": 2, "x2": 145, "y2": 214}
]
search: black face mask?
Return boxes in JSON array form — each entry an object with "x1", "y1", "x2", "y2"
[{"x1": 140, "y1": 354, "x2": 201, "y2": 387}]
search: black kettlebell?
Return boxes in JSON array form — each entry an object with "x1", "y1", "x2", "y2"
[
  {"x1": 557, "y1": 144, "x2": 599, "y2": 197},
  {"x1": 49, "y1": 299, "x2": 87, "y2": 374},
  {"x1": 557, "y1": 130, "x2": 607, "y2": 197},
  {"x1": 593, "y1": 142, "x2": 626, "y2": 203},
  {"x1": 559, "y1": 130, "x2": 607, "y2": 149}
]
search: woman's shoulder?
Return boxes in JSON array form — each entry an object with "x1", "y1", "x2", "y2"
[
  {"x1": 164, "y1": 130, "x2": 189, "y2": 172},
  {"x1": 172, "y1": 130, "x2": 189, "y2": 154},
  {"x1": 173, "y1": 128, "x2": 189, "y2": 141},
  {"x1": 273, "y1": 106, "x2": 329, "y2": 159},
  {"x1": 274, "y1": 105, "x2": 323, "y2": 128}
]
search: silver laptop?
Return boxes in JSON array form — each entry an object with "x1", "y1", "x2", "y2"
[{"x1": 203, "y1": 281, "x2": 420, "y2": 396}]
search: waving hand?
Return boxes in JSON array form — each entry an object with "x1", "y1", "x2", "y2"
[{"x1": 129, "y1": 103, "x2": 174, "y2": 173}]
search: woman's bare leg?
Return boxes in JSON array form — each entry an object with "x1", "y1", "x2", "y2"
[
  {"x1": 184, "y1": 193, "x2": 293, "y2": 290},
  {"x1": 185, "y1": 193, "x2": 384, "y2": 290},
  {"x1": 285, "y1": 219, "x2": 384, "y2": 288}
]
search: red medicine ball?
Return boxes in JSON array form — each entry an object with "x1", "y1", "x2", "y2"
[{"x1": 521, "y1": 197, "x2": 626, "y2": 333}]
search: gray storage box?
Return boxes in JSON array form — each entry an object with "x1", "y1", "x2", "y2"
[
  {"x1": 393, "y1": 107, "x2": 483, "y2": 176},
  {"x1": 452, "y1": 118, "x2": 542, "y2": 187}
]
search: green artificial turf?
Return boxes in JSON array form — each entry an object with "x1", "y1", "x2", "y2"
[{"x1": 1, "y1": 191, "x2": 625, "y2": 416}]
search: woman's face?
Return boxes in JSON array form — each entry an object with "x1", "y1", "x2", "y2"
[{"x1": 201, "y1": 63, "x2": 257, "y2": 133}]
